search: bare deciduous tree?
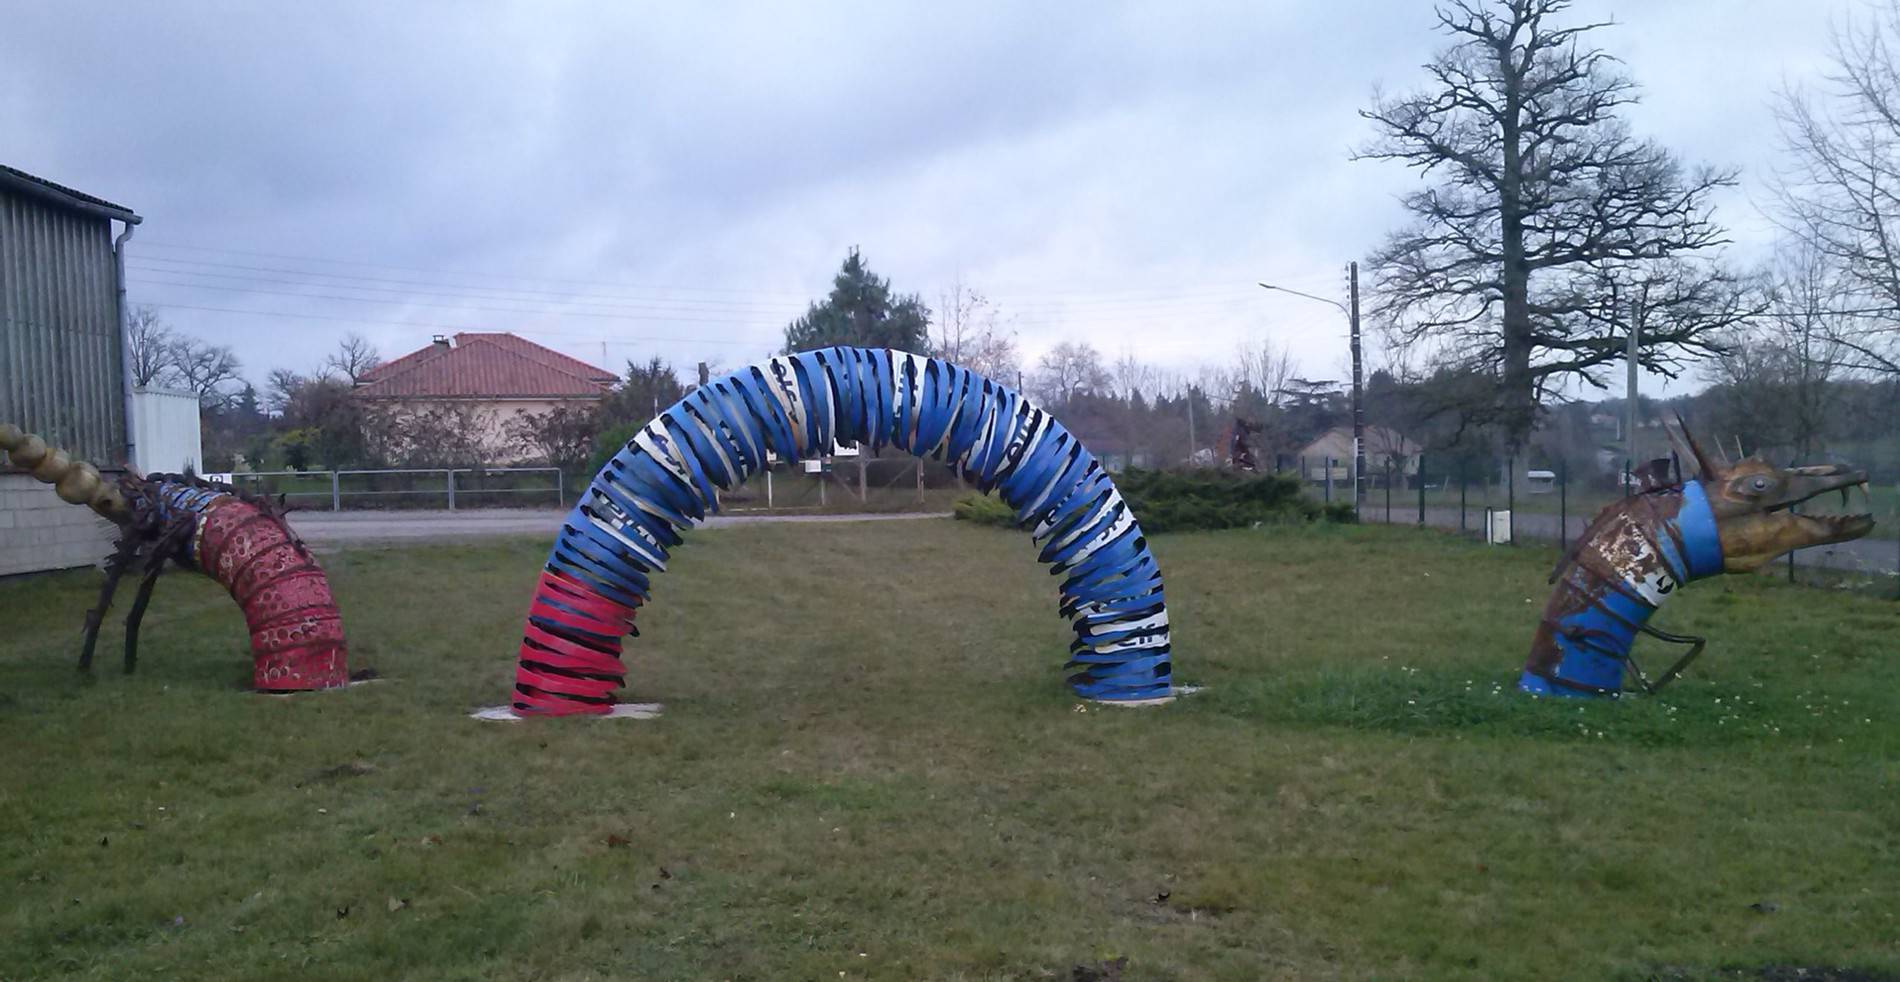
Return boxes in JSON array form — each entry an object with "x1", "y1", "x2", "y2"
[
  {"x1": 1110, "y1": 348, "x2": 1158, "y2": 403},
  {"x1": 366, "y1": 403, "x2": 493, "y2": 468},
  {"x1": 1031, "y1": 341, "x2": 1109, "y2": 406},
  {"x1": 126, "y1": 305, "x2": 178, "y2": 388},
  {"x1": 508, "y1": 403, "x2": 599, "y2": 473},
  {"x1": 265, "y1": 368, "x2": 307, "y2": 416},
  {"x1": 324, "y1": 332, "x2": 383, "y2": 385},
  {"x1": 1774, "y1": 0, "x2": 1900, "y2": 378},
  {"x1": 932, "y1": 280, "x2": 1020, "y2": 382},
  {"x1": 167, "y1": 337, "x2": 244, "y2": 409},
  {"x1": 1360, "y1": 0, "x2": 1739, "y2": 453},
  {"x1": 1706, "y1": 244, "x2": 1855, "y2": 458},
  {"x1": 1233, "y1": 338, "x2": 1297, "y2": 409}
]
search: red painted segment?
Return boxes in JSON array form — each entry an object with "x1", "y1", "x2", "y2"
[
  {"x1": 512, "y1": 569, "x2": 635, "y2": 716},
  {"x1": 197, "y1": 499, "x2": 349, "y2": 690}
]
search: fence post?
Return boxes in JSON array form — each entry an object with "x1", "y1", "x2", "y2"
[
  {"x1": 331, "y1": 470, "x2": 341, "y2": 512},
  {"x1": 819, "y1": 469, "x2": 828, "y2": 507},
  {"x1": 858, "y1": 459, "x2": 868, "y2": 503},
  {"x1": 1324, "y1": 458, "x2": 1333, "y2": 504},
  {"x1": 766, "y1": 466, "x2": 774, "y2": 509},
  {"x1": 1507, "y1": 464, "x2": 1516, "y2": 545},
  {"x1": 447, "y1": 469, "x2": 457, "y2": 511},
  {"x1": 1385, "y1": 459, "x2": 1392, "y2": 523},
  {"x1": 556, "y1": 469, "x2": 565, "y2": 509},
  {"x1": 1788, "y1": 502, "x2": 1797, "y2": 583},
  {"x1": 1460, "y1": 469, "x2": 1467, "y2": 532},
  {"x1": 915, "y1": 458, "x2": 924, "y2": 504},
  {"x1": 1559, "y1": 458, "x2": 1568, "y2": 553},
  {"x1": 1417, "y1": 453, "x2": 1425, "y2": 526}
]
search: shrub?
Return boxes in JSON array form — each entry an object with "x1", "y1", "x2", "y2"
[
  {"x1": 584, "y1": 422, "x2": 639, "y2": 482},
  {"x1": 952, "y1": 492, "x2": 1017, "y2": 527},
  {"x1": 1115, "y1": 468, "x2": 1351, "y2": 532},
  {"x1": 951, "y1": 469, "x2": 1355, "y2": 533}
]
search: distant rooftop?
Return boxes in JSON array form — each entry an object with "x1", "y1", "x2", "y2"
[{"x1": 356, "y1": 332, "x2": 616, "y2": 400}]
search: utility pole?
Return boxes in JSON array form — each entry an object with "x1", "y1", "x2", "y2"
[
  {"x1": 1624, "y1": 290, "x2": 1640, "y2": 474},
  {"x1": 1258, "y1": 269, "x2": 1364, "y2": 513},
  {"x1": 1347, "y1": 262, "x2": 1366, "y2": 508}
]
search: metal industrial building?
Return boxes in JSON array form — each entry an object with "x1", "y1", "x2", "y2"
[{"x1": 0, "y1": 165, "x2": 141, "y2": 575}]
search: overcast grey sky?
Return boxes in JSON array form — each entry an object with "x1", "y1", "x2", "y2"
[{"x1": 0, "y1": 0, "x2": 1856, "y2": 396}]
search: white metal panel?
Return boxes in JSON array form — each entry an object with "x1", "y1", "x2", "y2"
[{"x1": 129, "y1": 387, "x2": 202, "y2": 474}]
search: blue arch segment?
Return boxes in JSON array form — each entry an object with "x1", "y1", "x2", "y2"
[{"x1": 537, "y1": 346, "x2": 1174, "y2": 702}]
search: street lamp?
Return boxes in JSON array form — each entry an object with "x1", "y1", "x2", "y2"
[{"x1": 1259, "y1": 265, "x2": 1366, "y2": 509}]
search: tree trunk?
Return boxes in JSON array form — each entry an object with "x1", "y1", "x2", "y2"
[{"x1": 1498, "y1": 46, "x2": 1535, "y2": 466}]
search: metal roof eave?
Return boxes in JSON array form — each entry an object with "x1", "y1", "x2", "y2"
[{"x1": 0, "y1": 166, "x2": 142, "y2": 225}]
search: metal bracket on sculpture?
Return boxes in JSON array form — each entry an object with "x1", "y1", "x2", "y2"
[{"x1": 477, "y1": 346, "x2": 1181, "y2": 720}]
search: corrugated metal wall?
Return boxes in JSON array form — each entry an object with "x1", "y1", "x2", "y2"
[{"x1": 0, "y1": 190, "x2": 126, "y2": 466}]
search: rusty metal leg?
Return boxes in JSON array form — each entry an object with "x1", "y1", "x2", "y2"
[
  {"x1": 121, "y1": 521, "x2": 192, "y2": 675},
  {"x1": 1633, "y1": 623, "x2": 1708, "y2": 694},
  {"x1": 121, "y1": 554, "x2": 165, "y2": 675},
  {"x1": 80, "y1": 536, "x2": 142, "y2": 672}
]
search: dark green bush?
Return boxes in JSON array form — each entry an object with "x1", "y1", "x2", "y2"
[
  {"x1": 585, "y1": 422, "x2": 639, "y2": 482},
  {"x1": 1114, "y1": 468, "x2": 1355, "y2": 532},
  {"x1": 952, "y1": 469, "x2": 1355, "y2": 533},
  {"x1": 952, "y1": 492, "x2": 1017, "y2": 527}
]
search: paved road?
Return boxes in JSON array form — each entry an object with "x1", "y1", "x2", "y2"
[
  {"x1": 1360, "y1": 503, "x2": 1900, "y2": 576},
  {"x1": 289, "y1": 508, "x2": 951, "y2": 546}
]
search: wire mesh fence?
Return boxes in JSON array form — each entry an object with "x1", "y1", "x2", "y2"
[
  {"x1": 1268, "y1": 450, "x2": 1899, "y2": 597},
  {"x1": 716, "y1": 455, "x2": 965, "y2": 514},
  {"x1": 219, "y1": 468, "x2": 565, "y2": 511}
]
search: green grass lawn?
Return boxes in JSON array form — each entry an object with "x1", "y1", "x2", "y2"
[{"x1": 1, "y1": 521, "x2": 1896, "y2": 980}]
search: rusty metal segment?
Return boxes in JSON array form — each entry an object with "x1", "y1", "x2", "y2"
[{"x1": 1521, "y1": 481, "x2": 1721, "y2": 696}]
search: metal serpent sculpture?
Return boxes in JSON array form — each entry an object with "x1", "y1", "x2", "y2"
[
  {"x1": 1523, "y1": 422, "x2": 1874, "y2": 698},
  {"x1": 0, "y1": 423, "x2": 353, "y2": 691},
  {"x1": 506, "y1": 346, "x2": 1174, "y2": 716}
]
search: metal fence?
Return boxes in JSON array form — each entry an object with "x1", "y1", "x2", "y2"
[
  {"x1": 220, "y1": 467, "x2": 565, "y2": 511},
  {"x1": 717, "y1": 456, "x2": 965, "y2": 514},
  {"x1": 1274, "y1": 452, "x2": 1900, "y2": 596}
]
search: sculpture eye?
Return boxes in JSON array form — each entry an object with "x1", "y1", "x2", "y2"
[{"x1": 1749, "y1": 476, "x2": 1770, "y2": 492}]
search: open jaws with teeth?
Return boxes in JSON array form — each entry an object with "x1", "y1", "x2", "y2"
[{"x1": 1765, "y1": 478, "x2": 1875, "y2": 529}]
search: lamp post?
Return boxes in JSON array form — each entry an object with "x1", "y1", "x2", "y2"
[{"x1": 1259, "y1": 264, "x2": 1365, "y2": 510}]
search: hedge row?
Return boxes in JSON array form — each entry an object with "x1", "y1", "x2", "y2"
[{"x1": 954, "y1": 468, "x2": 1356, "y2": 532}]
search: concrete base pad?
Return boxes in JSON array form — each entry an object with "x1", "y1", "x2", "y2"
[
  {"x1": 1091, "y1": 684, "x2": 1203, "y2": 708},
  {"x1": 470, "y1": 702, "x2": 665, "y2": 721}
]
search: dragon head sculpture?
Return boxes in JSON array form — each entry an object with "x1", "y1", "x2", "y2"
[
  {"x1": 1697, "y1": 453, "x2": 1874, "y2": 571},
  {"x1": 1521, "y1": 421, "x2": 1874, "y2": 698}
]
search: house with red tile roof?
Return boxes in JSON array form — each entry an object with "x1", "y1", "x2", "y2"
[{"x1": 355, "y1": 332, "x2": 615, "y2": 462}]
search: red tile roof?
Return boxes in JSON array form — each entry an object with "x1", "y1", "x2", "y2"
[{"x1": 356, "y1": 333, "x2": 615, "y2": 400}]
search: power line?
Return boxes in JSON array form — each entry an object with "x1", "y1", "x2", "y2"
[
  {"x1": 129, "y1": 276, "x2": 790, "y2": 326},
  {"x1": 129, "y1": 268, "x2": 800, "y2": 317},
  {"x1": 140, "y1": 301, "x2": 771, "y2": 346},
  {"x1": 130, "y1": 276, "x2": 1274, "y2": 334},
  {"x1": 139, "y1": 240, "x2": 811, "y2": 299},
  {"x1": 136, "y1": 239, "x2": 1295, "y2": 309},
  {"x1": 132, "y1": 256, "x2": 801, "y2": 309},
  {"x1": 133, "y1": 255, "x2": 1268, "y2": 318}
]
